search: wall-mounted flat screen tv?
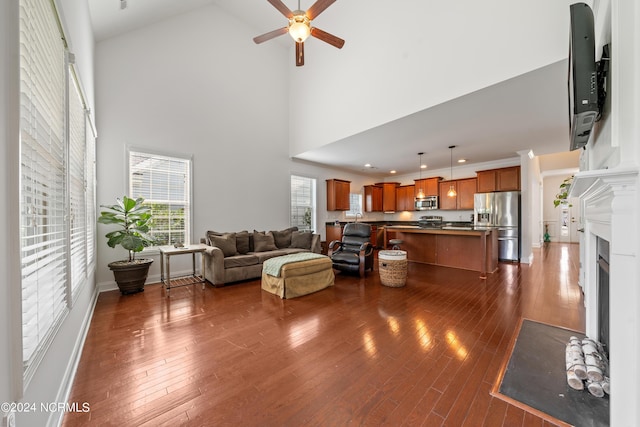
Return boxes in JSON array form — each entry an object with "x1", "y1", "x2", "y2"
[{"x1": 568, "y1": 2, "x2": 598, "y2": 151}]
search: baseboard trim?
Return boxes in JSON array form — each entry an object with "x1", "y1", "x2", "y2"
[
  {"x1": 97, "y1": 269, "x2": 195, "y2": 294},
  {"x1": 49, "y1": 283, "x2": 99, "y2": 427}
]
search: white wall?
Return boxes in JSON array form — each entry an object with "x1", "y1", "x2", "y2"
[
  {"x1": 288, "y1": 0, "x2": 579, "y2": 157},
  {"x1": 576, "y1": 0, "x2": 640, "y2": 425},
  {"x1": 95, "y1": 4, "x2": 323, "y2": 287},
  {"x1": 2, "y1": 0, "x2": 98, "y2": 426},
  {"x1": 1, "y1": 0, "x2": 18, "y2": 416}
]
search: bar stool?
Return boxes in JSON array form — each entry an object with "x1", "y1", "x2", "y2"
[{"x1": 389, "y1": 239, "x2": 403, "y2": 250}]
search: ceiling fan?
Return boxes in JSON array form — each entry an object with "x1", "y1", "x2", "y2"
[{"x1": 253, "y1": 0, "x2": 345, "y2": 67}]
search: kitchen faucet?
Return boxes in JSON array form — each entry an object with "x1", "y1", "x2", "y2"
[{"x1": 355, "y1": 212, "x2": 362, "y2": 222}]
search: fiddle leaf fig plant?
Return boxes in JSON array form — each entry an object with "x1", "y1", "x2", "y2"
[
  {"x1": 553, "y1": 176, "x2": 574, "y2": 208},
  {"x1": 98, "y1": 196, "x2": 157, "y2": 261}
]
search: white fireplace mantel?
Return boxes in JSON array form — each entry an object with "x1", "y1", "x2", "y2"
[
  {"x1": 569, "y1": 166, "x2": 639, "y2": 201},
  {"x1": 569, "y1": 165, "x2": 639, "y2": 426}
]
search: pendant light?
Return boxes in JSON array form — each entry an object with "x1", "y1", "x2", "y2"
[
  {"x1": 416, "y1": 152, "x2": 425, "y2": 200},
  {"x1": 447, "y1": 145, "x2": 457, "y2": 198}
]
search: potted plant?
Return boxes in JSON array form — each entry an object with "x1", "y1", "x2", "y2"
[
  {"x1": 98, "y1": 196, "x2": 156, "y2": 294},
  {"x1": 553, "y1": 175, "x2": 574, "y2": 208}
]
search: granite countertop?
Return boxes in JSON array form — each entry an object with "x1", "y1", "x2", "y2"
[{"x1": 326, "y1": 220, "x2": 479, "y2": 230}]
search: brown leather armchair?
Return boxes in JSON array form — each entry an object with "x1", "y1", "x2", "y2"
[{"x1": 328, "y1": 223, "x2": 374, "y2": 277}]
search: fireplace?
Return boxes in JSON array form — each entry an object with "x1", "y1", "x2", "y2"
[
  {"x1": 596, "y1": 237, "x2": 609, "y2": 356},
  {"x1": 569, "y1": 167, "x2": 638, "y2": 426}
]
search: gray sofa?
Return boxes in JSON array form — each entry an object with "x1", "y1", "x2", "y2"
[{"x1": 203, "y1": 227, "x2": 321, "y2": 286}]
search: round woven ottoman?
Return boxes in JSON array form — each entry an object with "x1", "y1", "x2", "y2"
[{"x1": 378, "y1": 250, "x2": 407, "y2": 287}]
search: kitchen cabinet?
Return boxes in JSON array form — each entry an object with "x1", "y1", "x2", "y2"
[
  {"x1": 326, "y1": 179, "x2": 351, "y2": 211},
  {"x1": 384, "y1": 226, "x2": 498, "y2": 278},
  {"x1": 376, "y1": 182, "x2": 399, "y2": 212},
  {"x1": 439, "y1": 181, "x2": 457, "y2": 210},
  {"x1": 326, "y1": 224, "x2": 343, "y2": 245},
  {"x1": 476, "y1": 166, "x2": 520, "y2": 192},
  {"x1": 396, "y1": 185, "x2": 415, "y2": 211},
  {"x1": 364, "y1": 185, "x2": 383, "y2": 212},
  {"x1": 497, "y1": 167, "x2": 520, "y2": 191},
  {"x1": 476, "y1": 170, "x2": 497, "y2": 193},
  {"x1": 414, "y1": 177, "x2": 441, "y2": 197},
  {"x1": 438, "y1": 178, "x2": 477, "y2": 210},
  {"x1": 370, "y1": 225, "x2": 382, "y2": 248},
  {"x1": 457, "y1": 178, "x2": 477, "y2": 209}
]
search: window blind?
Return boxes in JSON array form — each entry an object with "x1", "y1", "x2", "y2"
[
  {"x1": 129, "y1": 151, "x2": 191, "y2": 246},
  {"x1": 85, "y1": 115, "x2": 96, "y2": 267},
  {"x1": 19, "y1": 0, "x2": 68, "y2": 368},
  {"x1": 290, "y1": 175, "x2": 316, "y2": 232},
  {"x1": 346, "y1": 193, "x2": 363, "y2": 217},
  {"x1": 68, "y1": 66, "x2": 86, "y2": 297}
]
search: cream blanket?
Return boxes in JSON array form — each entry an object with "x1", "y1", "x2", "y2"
[{"x1": 262, "y1": 252, "x2": 327, "y2": 277}]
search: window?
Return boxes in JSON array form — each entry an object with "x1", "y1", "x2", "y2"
[
  {"x1": 290, "y1": 175, "x2": 316, "y2": 232},
  {"x1": 346, "y1": 192, "x2": 363, "y2": 217},
  {"x1": 85, "y1": 116, "x2": 96, "y2": 267},
  {"x1": 68, "y1": 67, "x2": 87, "y2": 298},
  {"x1": 129, "y1": 150, "x2": 192, "y2": 246},
  {"x1": 19, "y1": 0, "x2": 96, "y2": 382}
]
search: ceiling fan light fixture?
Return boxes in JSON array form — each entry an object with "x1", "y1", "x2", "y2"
[{"x1": 289, "y1": 14, "x2": 311, "y2": 42}]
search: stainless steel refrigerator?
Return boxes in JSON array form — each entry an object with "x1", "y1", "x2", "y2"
[{"x1": 474, "y1": 191, "x2": 520, "y2": 262}]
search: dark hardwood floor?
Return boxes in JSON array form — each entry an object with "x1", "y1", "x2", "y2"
[{"x1": 63, "y1": 243, "x2": 583, "y2": 426}]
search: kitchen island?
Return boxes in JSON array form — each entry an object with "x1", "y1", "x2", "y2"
[{"x1": 383, "y1": 226, "x2": 498, "y2": 279}]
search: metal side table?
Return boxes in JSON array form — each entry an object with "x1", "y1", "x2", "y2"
[{"x1": 159, "y1": 244, "x2": 208, "y2": 295}]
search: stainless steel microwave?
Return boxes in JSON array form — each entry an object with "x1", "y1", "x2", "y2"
[{"x1": 415, "y1": 196, "x2": 438, "y2": 210}]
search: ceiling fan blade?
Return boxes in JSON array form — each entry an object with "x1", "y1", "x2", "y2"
[
  {"x1": 253, "y1": 27, "x2": 288, "y2": 44},
  {"x1": 306, "y1": 0, "x2": 336, "y2": 20},
  {"x1": 267, "y1": 0, "x2": 293, "y2": 18},
  {"x1": 295, "y1": 41, "x2": 304, "y2": 66},
  {"x1": 310, "y1": 27, "x2": 345, "y2": 49}
]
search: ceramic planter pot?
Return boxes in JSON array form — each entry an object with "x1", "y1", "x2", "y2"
[{"x1": 108, "y1": 258, "x2": 154, "y2": 295}]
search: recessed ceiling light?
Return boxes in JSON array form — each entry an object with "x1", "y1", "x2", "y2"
[
  {"x1": 457, "y1": 159, "x2": 466, "y2": 163},
  {"x1": 390, "y1": 170, "x2": 396, "y2": 174},
  {"x1": 364, "y1": 163, "x2": 372, "y2": 168},
  {"x1": 420, "y1": 164, "x2": 427, "y2": 169}
]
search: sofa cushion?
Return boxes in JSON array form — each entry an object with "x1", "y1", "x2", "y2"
[
  {"x1": 235, "y1": 230, "x2": 250, "y2": 254},
  {"x1": 206, "y1": 230, "x2": 225, "y2": 245},
  {"x1": 248, "y1": 249, "x2": 292, "y2": 263},
  {"x1": 209, "y1": 233, "x2": 237, "y2": 257},
  {"x1": 223, "y1": 254, "x2": 260, "y2": 269},
  {"x1": 290, "y1": 230, "x2": 313, "y2": 250},
  {"x1": 253, "y1": 230, "x2": 278, "y2": 252},
  {"x1": 271, "y1": 227, "x2": 298, "y2": 249}
]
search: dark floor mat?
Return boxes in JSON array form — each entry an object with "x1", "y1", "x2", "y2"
[{"x1": 495, "y1": 319, "x2": 609, "y2": 427}]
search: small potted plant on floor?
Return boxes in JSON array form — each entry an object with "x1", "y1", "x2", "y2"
[{"x1": 98, "y1": 196, "x2": 156, "y2": 294}]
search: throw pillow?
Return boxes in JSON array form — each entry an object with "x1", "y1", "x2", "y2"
[
  {"x1": 253, "y1": 230, "x2": 278, "y2": 252},
  {"x1": 209, "y1": 233, "x2": 237, "y2": 257},
  {"x1": 206, "y1": 230, "x2": 225, "y2": 245},
  {"x1": 290, "y1": 230, "x2": 313, "y2": 250},
  {"x1": 235, "y1": 230, "x2": 250, "y2": 254},
  {"x1": 271, "y1": 226, "x2": 298, "y2": 249}
]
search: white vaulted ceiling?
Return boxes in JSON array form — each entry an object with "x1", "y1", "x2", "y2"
[{"x1": 88, "y1": 0, "x2": 586, "y2": 176}]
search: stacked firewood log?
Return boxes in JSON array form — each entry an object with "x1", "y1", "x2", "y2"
[{"x1": 565, "y1": 336, "x2": 610, "y2": 397}]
